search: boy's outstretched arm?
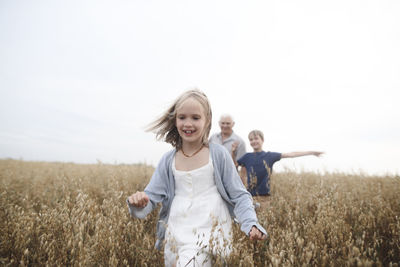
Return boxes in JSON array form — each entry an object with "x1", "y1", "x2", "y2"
[{"x1": 281, "y1": 151, "x2": 324, "y2": 158}]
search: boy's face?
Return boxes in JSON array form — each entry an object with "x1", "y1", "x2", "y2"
[{"x1": 249, "y1": 133, "x2": 263, "y2": 152}]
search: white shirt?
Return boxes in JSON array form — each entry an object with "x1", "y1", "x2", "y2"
[{"x1": 209, "y1": 131, "x2": 246, "y2": 160}]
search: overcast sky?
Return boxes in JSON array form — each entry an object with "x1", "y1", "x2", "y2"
[{"x1": 1, "y1": 0, "x2": 399, "y2": 175}]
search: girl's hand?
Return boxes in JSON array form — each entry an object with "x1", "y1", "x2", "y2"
[
  {"x1": 128, "y1": 191, "x2": 149, "y2": 208},
  {"x1": 249, "y1": 226, "x2": 267, "y2": 241}
]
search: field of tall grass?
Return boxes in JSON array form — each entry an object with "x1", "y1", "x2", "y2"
[{"x1": 1, "y1": 159, "x2": 399, "y2": 266}]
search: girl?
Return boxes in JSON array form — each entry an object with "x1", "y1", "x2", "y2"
[
  {"x1": 235, "y1": 129, "x2": 324, "y2": 197},
  {"x1": 127, "y1": 90, "x2": 266, "y2": 266}
]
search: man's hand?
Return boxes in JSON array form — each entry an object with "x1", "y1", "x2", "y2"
[{"x1": 231, "y1": 141, "x2": 239, "y2": 154}]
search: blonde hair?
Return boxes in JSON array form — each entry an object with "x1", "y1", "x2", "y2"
[
  {"x1": 146, "y1": 89, "x2": 212, "y2": 149},
  {"x1": 248, "y1": 129, "x2": 264, "y2": 141}
]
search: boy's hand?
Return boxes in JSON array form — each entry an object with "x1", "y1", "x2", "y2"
[
  {"x1": 128, "y1": 191, "x2": 149, "y2": 208},
  {"x1": 312, "y1": 151, "x2": 324, "y2": 157},
  {"x1": 249, "y1": 226, "x2": 267, "y2": 241}
]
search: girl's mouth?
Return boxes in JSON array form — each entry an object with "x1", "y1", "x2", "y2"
[{"x1": 183, "y1": 130, "x2": 195, "y2": 135}]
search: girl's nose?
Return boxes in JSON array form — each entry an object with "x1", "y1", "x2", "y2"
[{"x1": 183, "y1": 119, "x2": 192, "y2": 126}]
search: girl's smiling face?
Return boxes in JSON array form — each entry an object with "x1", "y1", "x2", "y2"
[
  {"x1": 249, "y1": 133, "x2": 264, "y2": 152},
  {"x1": 175, "y1": 97, "x2": 207, "y2": 146}
]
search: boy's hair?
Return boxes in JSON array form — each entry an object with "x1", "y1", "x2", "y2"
[
  {"x1": 248, "y1": 130, "x2": 264, "y2": 141},
  {"x1": 146, "y1": 89, "x2": 212, "y2": 149}
]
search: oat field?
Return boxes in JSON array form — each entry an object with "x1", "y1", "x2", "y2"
[{"x1": 1, "y1": 159, "x2": 399, "y2": 266}]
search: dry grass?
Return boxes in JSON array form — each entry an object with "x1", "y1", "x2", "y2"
[{"x1": 1, "y1": 159, "x2": 399, "y2": 266}]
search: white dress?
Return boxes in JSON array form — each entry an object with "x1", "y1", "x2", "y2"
[{"x1": 164, "y1": 156, "x2": 232, "y2": 267}]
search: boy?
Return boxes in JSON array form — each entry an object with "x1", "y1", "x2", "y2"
[{"x1": 235, "y1": 130, "x2": 323, "y2": 196}]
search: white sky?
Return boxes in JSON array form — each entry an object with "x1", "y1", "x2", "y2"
[{"x1": 1, "y1": 0, "x2": 399, "y2": 175}]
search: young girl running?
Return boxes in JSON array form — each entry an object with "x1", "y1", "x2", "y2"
[
  {"x1": 127, "y1": 90, "x2": 266, "y2": 266},
  {"x1": 235, "y1": 129, "x2": 324, "y2": 197}
]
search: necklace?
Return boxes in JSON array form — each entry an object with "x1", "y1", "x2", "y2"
[{"x1": 181, "y1": 144, "x2": 204, "y2": 158}]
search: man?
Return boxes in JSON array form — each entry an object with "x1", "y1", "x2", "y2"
[{"x1": 209, "y1": 114, "x2": 246, "y2": 164}]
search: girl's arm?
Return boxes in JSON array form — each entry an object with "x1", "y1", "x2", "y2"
[
  {"x1": 126, "y1": 194, "x2": 153, "y2": 219},
  {"x1": 127, "y1": 191, "x2": 152, "y2": 219},
  {"x1": 249, "y1": 226, "x2": 267, "y2": 240},
  {"x1": 128, "y1": 191, "x2": 149, "y2": 208},
  {"x1": 216, "y1": 147, "x2": 267, "y2": 238},
  {"x1": 127, "y1": 150, "x2": 173, "y2": 219},
  {"x1": 281, "y1": 151, "x2": 324, "y2": 158}
]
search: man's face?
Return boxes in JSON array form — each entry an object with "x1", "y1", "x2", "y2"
[{"x1": 219, "y1": 116, "x2": 234, "y2": 136}]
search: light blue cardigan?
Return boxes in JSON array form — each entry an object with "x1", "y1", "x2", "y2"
[{"x1": 127, "y1": 143, "x2": 267, "y2": 250}]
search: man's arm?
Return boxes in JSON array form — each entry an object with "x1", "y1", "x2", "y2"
[
  {"x1": 231, "y1": 141, "x2": 240, "y2": 168},
  {"x1": 281, "y1": 151, "x2": 324, "y2": 158},
  {"x1": 240, "y1": 166, "x2": 247, "y2": 187},
  {"x1": 235, "y1": 140, "x2": 247, "y2": 160}
]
